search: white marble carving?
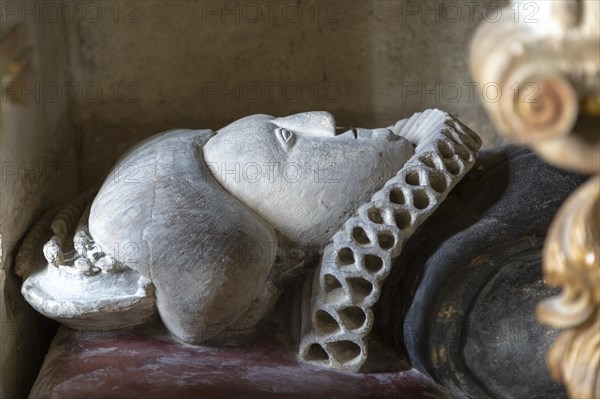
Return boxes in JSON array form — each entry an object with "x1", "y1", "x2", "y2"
[
  {"x1": 17, "y1": 110, "x2": 480, "y2": 360},
  {"x1": 18, "y1": 190, "x2": 155, "y2": 330},
  {"x1": 299, "y1": 109, "x2": 481, "y2": 372}
]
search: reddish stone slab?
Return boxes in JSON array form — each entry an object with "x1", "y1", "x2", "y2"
[{"x1": 29, "y1": 326, "x2": 445, "y2": 399}]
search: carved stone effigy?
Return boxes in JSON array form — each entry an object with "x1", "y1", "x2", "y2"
[
  {"x1": 299, "y1": 110, "x2": 480, "y2": 372},
  {"x1": 16, "y1": 110, "x2": 480, "y2": 374}
]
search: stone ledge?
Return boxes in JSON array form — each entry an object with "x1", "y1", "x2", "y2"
[{"x1": 29, "y1": 325, "x2": 445, "y2": 399}]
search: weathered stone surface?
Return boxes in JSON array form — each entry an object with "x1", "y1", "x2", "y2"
[
  {"x1": 0, "y1": 13, "x2": 78, "y2": 399},
  {"x1": 66, "y1": 1, "x2": 508, "y2": 191}
]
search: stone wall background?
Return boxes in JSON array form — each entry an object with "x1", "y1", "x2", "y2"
[
  {"x1": 0, "y1": 11, "x2": 78, "y2": 399},
  {"x1": 65, "y1": 0, "x2": 508, "y2": 188},
  {"x1": 1, "y1": 1, "x2": 508, "y2": 397}
]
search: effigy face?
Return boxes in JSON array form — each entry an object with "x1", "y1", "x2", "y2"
[
  {"x1": 203, "y1": 112, "x2": 413, "y2": 247},
  {"x1": 17, "y1": 108, "x2": 481, "y2": 369}
]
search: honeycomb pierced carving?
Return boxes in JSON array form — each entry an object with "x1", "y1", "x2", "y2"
[{"x1": 299, "y1": 109, "x2": 481, "y2": 372}]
